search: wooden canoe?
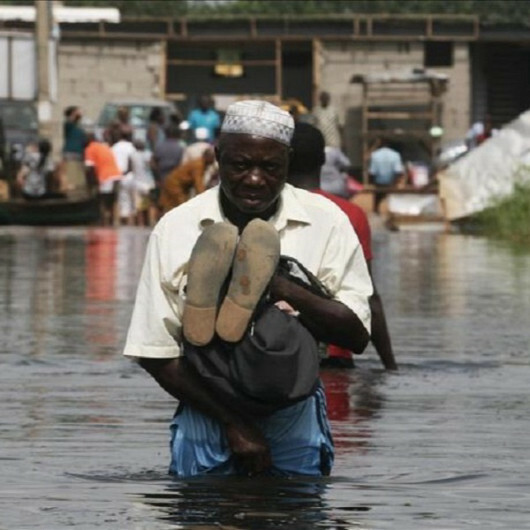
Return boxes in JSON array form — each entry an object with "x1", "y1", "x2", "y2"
[{"x1": 0, "y1": 194, "x2": 100, "y2": 226}]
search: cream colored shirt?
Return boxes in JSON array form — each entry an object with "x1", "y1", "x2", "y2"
[{"x1": 123, "y1": 184, "x2": 372, "y2": 359}]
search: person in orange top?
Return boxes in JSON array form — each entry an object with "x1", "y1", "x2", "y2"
[
  {"x1": 84, "y1": 133, "x2": 122, "y2": 226},
  {"x1": 159, "y1": 148, "x2": 216, "y2": 213}
]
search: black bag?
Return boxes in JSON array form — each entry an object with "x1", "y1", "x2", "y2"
[{"x1": 184, "y1": 256, "x2": 331, "y2": 417}]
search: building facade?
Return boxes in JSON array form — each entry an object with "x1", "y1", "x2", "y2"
[{"x1": 3, "y1": 13, "x2": 529, "y2": 168}]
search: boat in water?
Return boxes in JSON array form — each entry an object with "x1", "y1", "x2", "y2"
[
  {"x1": 0, "y1": 193, "x2": 100, "y2": 226},
  {"x1": 0, "y1": 156, "x2": 100, "y2": 226}
]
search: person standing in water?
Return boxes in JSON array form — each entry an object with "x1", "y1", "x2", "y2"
[{"x1": 124, "y1": 100, "x2": 373, "y2": 477}]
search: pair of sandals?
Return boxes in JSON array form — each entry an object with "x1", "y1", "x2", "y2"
[{"x1": 182, "y1": 219, "x2": 280, "y2": 346}]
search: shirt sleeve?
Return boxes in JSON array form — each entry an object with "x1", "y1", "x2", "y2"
[
  {"x1": 350, "y1": 207, "x2": 373, "y2": 262},
  {"x1": 213, "y1": 112, "x2": 221, "y2": 129},
  {"x1": 393, "y1": 153, "x2": 404, "y2": 174},
  {"x1": 84, "y1": 145, "x2": 95, "y2": 165},
  {"x1": 319, "y1": 213, "x2": 373, "y2": 333},
  {"x1": 123, "y1": 230, "x2": 183, "y2": 359},
  {"x1": 337, "y1": 149, "x2": 351, "y2": 170}
]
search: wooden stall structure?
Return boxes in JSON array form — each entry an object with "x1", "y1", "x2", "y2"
[{"x1": 351, "y1": 70, "x2": 449, "y2": 184}]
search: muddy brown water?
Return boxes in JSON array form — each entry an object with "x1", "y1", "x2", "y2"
[{"x1": 1, "y1": 226, "x2": 529, "y2": 529}]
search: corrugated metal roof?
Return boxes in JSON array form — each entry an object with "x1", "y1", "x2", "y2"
[{"x1": 0, "y1": 5, "x2": 120, "y2": 23}]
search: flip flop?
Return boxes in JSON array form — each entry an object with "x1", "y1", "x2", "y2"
[
  {"x1": 215, "y1": 219, "x2": 280, "y2": 343},
  {"x1": 182, "y1": 222, "x2": 238, "y2": 346}
]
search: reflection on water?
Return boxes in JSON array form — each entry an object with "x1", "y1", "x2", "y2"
[
  {"x1": 139, "y1": 477, "x2": 357, "y2": 529},
  {"x1": 321, "y1": 368, "x2": 384, "y2": 455},
  {"x1": 0, "y1": 226, "x2": 529, "y2": 529}
]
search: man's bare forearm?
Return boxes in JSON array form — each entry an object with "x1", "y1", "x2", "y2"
[
  {"x1": 140, "y1": 356, "x2": 272, "y2": 474},
  {"x1": 139, "y1": 356, "x2": 247, "y2": 426},
  {"x1": 370, "y1": 292, "x2": 397, "y2": 370},
  {"x1": 366, "y1": 264, "x2": 397, "y2": 370}
]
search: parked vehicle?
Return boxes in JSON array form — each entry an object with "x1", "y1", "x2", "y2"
[{"x1": 94, "y1": 99, "x2": 178, "y2": 143}]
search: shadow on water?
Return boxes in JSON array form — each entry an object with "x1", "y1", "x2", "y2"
[
  {"x1": 135, "y1": 476, "x2": 369, "y2": 529},
  {"x1": 68, "y1": 366, "x2": 384, "y2": 529},
  {"x1": 70, "y1": 472, "x2": 373, "y2": 529}
]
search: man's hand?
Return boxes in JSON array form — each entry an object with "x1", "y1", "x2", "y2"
[
  {"x1": 274, "y1": 299, "x2": 299, "y2": 316},
  {"x1": 140, "y1": 357, "x2": 272, "y2": 474},
  {"x1": 225, "y1": 422, "x2": 272, "y2": 476}
]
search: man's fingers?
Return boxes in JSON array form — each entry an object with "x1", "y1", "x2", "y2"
[
  {"x1": 253, "y1": 449, "x2": 272, "y2": 475},
  {"x1": 238, "y1": 449, "x2": 272, "y2": 476}
]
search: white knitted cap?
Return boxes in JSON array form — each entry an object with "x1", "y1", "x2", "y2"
[{"x1": 220, "y1": 100, "x2": 294, "y2": 146}]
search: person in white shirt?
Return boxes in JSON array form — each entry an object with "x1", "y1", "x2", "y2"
[
  {"x1": 320, "y1": 145, "x2": 352, "y2": 198},
  {"x1": 132, "y1": 140, "x2": 156, "y2": 226},
  {"x1": 312, "y1": 91, "x2": 343, "y2": 148},
  {"x1": 111, "y1": 128, "x2": 137, "y2": 225},
  {"x1": 123, "y1": 100, "x2": 372, "y2": 478}
]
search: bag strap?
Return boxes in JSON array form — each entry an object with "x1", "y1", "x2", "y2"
[{"x1": 277, "y1": 255, "x2": 333, "y2": 300}]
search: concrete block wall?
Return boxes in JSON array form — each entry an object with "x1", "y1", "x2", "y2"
[
  {"x1": 318, "y1": 41, "x2": 470, "y2": 167},
  {"x1": 434, "y1": 43, "x2": 471, "y2": 142},
  {"x1": 51, "y1": 39, "x2": 164, "y2": 152}
]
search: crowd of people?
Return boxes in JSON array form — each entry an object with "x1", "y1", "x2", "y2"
[
  {"x1": 83, "y1": 95, "x2": 221, "y2": 227},
  {"x1": 12, "y1": 91, "x2": 407, "y2": 229},
  {"x1": 12, "y1": 96, "x2": 222, "y2": 226}
]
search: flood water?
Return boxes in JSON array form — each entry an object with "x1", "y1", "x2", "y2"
[{"x1": 1, "y1": 225, "x2": 529, "y2": 529}]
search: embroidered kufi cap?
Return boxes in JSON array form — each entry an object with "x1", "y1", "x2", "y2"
[{"x1": 220, "y1": 100, "x2": 294, "y2": 146}]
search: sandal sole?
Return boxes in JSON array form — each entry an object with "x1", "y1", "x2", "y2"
[
  {"x1": 182, "y1": 222, "x2": 238, "y2": 346},
  {"x1": 215, "y1": 219, "x2": 280, "y2": 343}
]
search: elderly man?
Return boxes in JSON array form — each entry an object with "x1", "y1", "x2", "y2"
[{"x1": 124, "y1": 100, "x2": 372, "y2": 478}]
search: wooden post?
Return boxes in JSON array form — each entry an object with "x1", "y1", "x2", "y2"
[
  {"x1": 35, "y1": 0, "x2": 53, "y2": 139},
  {"x1": 160, "y1": 40, "x2": 167, "y2": 100},
  {"x1": 312, "y1": 38, "x2": 321, "y2": 108},
  {"x1": 275, "y1": 39, "x2": 282, "y2": 101},
  {"x1": 362, "y1": 82, "x2": 369, "y2": 184}
]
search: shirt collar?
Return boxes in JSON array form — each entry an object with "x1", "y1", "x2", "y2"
[
  {"x1": 198, "y1": 184, "x2": 311, "y2": 231},
  {"x1": 269, "y1": 183, "x2": 311, "y2": 231},
  {"x1": 198, "y1": 187, "x2": 226, "y2": 228}
]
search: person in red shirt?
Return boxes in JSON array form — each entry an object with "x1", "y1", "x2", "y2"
[{"x1": 288, "y1": 122, "x2": 397, "y2": 370}]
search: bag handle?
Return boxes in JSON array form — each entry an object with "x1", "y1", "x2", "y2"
[{"x1": 278, "y1": 255, "x2": 333, "y2": 300}]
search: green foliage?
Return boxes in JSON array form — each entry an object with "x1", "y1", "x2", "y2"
[
  {"x1": 54, "y1": 0, "x2": 530, "y2": 24},
  {"x1": 474, "y1": 178, "x2": 530, "y2": 245},
  {"x1": 2, "y1": 0, "x2": 530, "y2": 24}
]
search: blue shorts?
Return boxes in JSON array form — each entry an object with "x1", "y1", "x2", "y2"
[{"x1": 169, "y1": 386, "x2": 334, "y2": 477}]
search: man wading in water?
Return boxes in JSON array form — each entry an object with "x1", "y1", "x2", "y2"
[{"x1": 124, "y1": 100, "x2": 373, "y2": 477}]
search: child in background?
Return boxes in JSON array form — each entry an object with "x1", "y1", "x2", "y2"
[{"x1": 132, "y1": 140, "x2": 157, "y2": 226}]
